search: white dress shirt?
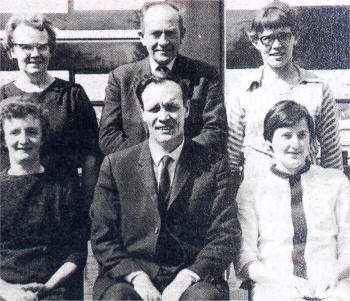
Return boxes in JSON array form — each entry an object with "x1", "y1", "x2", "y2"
[{"x1": 149, "y1": 138, "x2": 184, "y2": 189}]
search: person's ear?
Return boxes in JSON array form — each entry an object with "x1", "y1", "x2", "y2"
[
  {"x1": 180, "y1": 26, "x2": 186, "y2": 41},
  {"x1": 9, "y1": 47, "x2": 17, "y2": 60},
  {"x1": 184, "y1": 100, "x2": 190, "y2": 119},
  {"x1": 292, "y1": 33, "x2": 298, "y2": 47},
  {"x1": 138, "y1": 30, "x2": 146, "y2": 47},
  {"x1": 266, "y1": 140, "x2": 273, "y2": 153}
]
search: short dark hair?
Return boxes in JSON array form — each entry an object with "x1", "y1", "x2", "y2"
[
  {"x1": 0, "y1": 97, "x2": 49, "y2": 151},
  {"x1": 247, "y1": 1, "x2": 297, "y2": 42},
  {"x1": 140, "y1": 1, "x2": 185, "y2": 39},
  {"x1": 135, "y1": 74, "x2": 191, "y2": 110},
  {"x1": 263, "y1": 100, "x2": 314, "y2": 142},
  {"x1": 3, "y1": 13, "x2": 56, "y2": 56}
]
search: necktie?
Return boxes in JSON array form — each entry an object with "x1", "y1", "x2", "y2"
[
  {"x1": 270, "y1": 161, "x2": 310, "y2": 279},
  {"x1": 159, "y1": 155, "x2": 172, "y2": 205},
  {"x1": 155, "y1": 65, "x2": 170, "y2": 79}
]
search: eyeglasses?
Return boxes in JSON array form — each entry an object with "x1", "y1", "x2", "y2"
[
  {"x1": 13, "y1": 43, "x2": 50, "y2": 53},
  {"x1": 259, "y1": 32, "x2": 293, "y2": 46}
]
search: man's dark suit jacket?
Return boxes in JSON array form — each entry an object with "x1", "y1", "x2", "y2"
[
  {"x1": 90, "y1": 139, "x2": 241, "y2": 300},
  {"x1": 98, "y1": 55, "x2": 227, "y2": 155}
]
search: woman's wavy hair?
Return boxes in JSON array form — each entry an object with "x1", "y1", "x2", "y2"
[
  {"x1": 0, "y1": 97, "x2": 49, "y2": 151},
  {"x1": 3, "y1": 13, "x2": 56, "y2": 57},
  {"x1": 263, "y1": 100, "x2": 315, "y2": 142}
]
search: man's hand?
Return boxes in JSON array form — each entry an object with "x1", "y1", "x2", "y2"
[
  {"x1": 132, "y1": 272, "x2": 161, "y2": 301},
  {"x1": 162, "y1": 270, "x2": 196, "y2": 301},
  {"x1": 0, "y1": 282, "x2": 42, "y2": 301}
]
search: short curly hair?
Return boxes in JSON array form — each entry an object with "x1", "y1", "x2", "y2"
[
  {"x1": 3, "y1": 13, "x2": 56, "y2": 57},
  {"x1": 0, "y1": 97, "x2": 49, "y2": 151}
]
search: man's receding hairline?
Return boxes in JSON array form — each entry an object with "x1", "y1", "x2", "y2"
[{"x1": 141, "y1": 2, "x2": 182, "y2": 30}]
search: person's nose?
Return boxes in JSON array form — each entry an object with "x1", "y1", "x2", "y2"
[
  {"x1": 271, "y1": 36, "x2": 283, "y2": 48},
  {"x1": 290, "y1": 135, "x2": 301, "y2": 148},
  {"x1": 30, "y1": 46, "x2": 41, "y2": 57},
  {"x1": 18, "y1": 131, "x2": 29, "y2": 144},
  {"x1": 158, "y1": 32, "x2": 169, "y2": 46},
  {"x1": 158, "y1": 107, "x2": 169, "y2": 121}
]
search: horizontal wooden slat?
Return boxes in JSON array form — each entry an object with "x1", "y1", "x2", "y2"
[
  {"x1": 226, "y1": 1, "x2": 350, "y2": 10},
  {"x1": 0, "y1": 11, "x2": 139, "y2": 30},
  {"x1": 0, "y1": 41, "x2": 146, "y2": 73},
  {"x1": 0, "y1": 29, "x2": 139, "y2": 41}
]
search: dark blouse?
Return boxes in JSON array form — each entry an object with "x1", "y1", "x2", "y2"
[
  {"x1": 0, "y1": 78, "x2": 101, "y2": 174},
  {"x1": 0, "y1": 169, "x2": 87, "y2": 285}
]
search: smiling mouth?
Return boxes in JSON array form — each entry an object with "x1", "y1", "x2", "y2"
[
  {"x1": 156, "y1": 126, "x2": 173, "y2": 132},
  {"x1": 270, "y1": 52, "x2": 285, "y2": 56}
]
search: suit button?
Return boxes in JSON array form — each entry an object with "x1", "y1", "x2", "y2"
[{"x1": 154, "y1": 227, "x2": 159, "y2": 234}]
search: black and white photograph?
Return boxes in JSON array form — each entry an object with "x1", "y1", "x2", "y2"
[{"x1": 0, "y1": 0, "x2": 349, "y2": 300}]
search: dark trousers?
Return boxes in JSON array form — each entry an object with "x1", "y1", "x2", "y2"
[{"x1": 99, "y1": 267, "x2": 229, "y2": 301}]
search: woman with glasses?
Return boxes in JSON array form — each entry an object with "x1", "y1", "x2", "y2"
[
  {"x1": 0, "y1": 14, "x2": 101, "y2": 220},
  {"x1": 236, "y1": 101, "x2": 350, "y2": 301},
  {"x1": 226, "y1": 1, "x2": 343, "y2": 180}
]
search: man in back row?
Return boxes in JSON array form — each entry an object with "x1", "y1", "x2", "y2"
[
  {"x1": 99, "y1": 1, "x2": 226, "y2": 155},
  {"x1": 90, "y1": 76, "x2": 240, "y2": 301}
]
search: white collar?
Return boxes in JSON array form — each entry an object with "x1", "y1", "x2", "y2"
[
  {"x1": 149, "y1": 138, "x2": 184, "y2": 167},
  {"x1": 149, "y1": 56, "x2": 176, "y2": 75}
]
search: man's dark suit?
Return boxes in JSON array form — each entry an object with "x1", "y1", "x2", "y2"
[
  {"x1": 98, "y1": 55, "x2": 227, "y2": 155},
  {"x1": 90, "y1": 139, "x2": 241, "y2": 300}
]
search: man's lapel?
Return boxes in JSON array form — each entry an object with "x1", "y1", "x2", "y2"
[
  {"x1": 131, "y1": 57, "x2": 152, "y2": 93},
  {"x1": 167, "y1": 139, "x2": 192, "y2": 210},
  {"x1": 137, "y1": 141, "x2": 158, "y2": 204}
]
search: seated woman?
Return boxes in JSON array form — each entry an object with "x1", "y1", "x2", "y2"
[
  {"x1": 236, "y1": 100, "x2": 350, "y2": 301},
  {"x1": 0, "y1": 98, "x2": 87, "y2": 300}
]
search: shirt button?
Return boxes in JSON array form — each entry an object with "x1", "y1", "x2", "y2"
[{"x1": 154, "y1": 227, "x2": 159, "y2": 234}]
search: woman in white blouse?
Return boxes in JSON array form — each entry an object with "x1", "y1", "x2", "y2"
[{"x1": 236, "y1": 100, "x2": 350, "y2": 301}]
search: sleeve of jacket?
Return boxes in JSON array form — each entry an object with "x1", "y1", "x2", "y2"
[
  {"x1": 235, "y1": 177, "x2": 260, "y2": 277},
  {"x1": 191, "y1": 71, "x2": 227, "y2": 153},
  {"x1": 188, "y1": 155, "x2": 241, "y2": 280},
  {"x1": 73, "y1": 84, "x2": 101, "y2": 161},
  {"x1": 316, "y1": 81, "x2": 343, "y2": 170},
  {"x1": 336, "y1": 173, "x2": 350, "y2": 280},
  {"x1": 90, "y1": 156, "x2": 142, "y2": 279},
  {"x1": 99, "y1": 71, "x2": 142, "y2": 155},
  {"x1": 62, "y1": 178, "x2": 88, "y2": 269},
  {"x1": 226, "y1": 90, "x2": 245, "y2": 174}
]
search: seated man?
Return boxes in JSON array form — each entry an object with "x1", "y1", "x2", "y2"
[
  {"x1": 98, "y1": 1, "x2": 226, "y2": 155},
  {"x1": 90, "y1": 75, "x2": 241, "y2": 301}
]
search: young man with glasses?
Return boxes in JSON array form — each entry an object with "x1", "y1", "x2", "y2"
[{"x1": 226, "y1": 1, "x2": 343, "y2": 182}]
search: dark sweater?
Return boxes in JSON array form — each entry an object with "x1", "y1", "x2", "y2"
[{"x1": 0, "y1": 169, "x2": 87, "y2": 285}]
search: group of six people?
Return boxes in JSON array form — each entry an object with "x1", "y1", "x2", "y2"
[{"x1": 0, "y1": 1, "x2": 349, "y2": 301}]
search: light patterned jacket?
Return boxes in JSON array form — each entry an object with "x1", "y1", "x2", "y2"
[{"x1": 226, "y1": 65, "x2": 343, "y2": 173}]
